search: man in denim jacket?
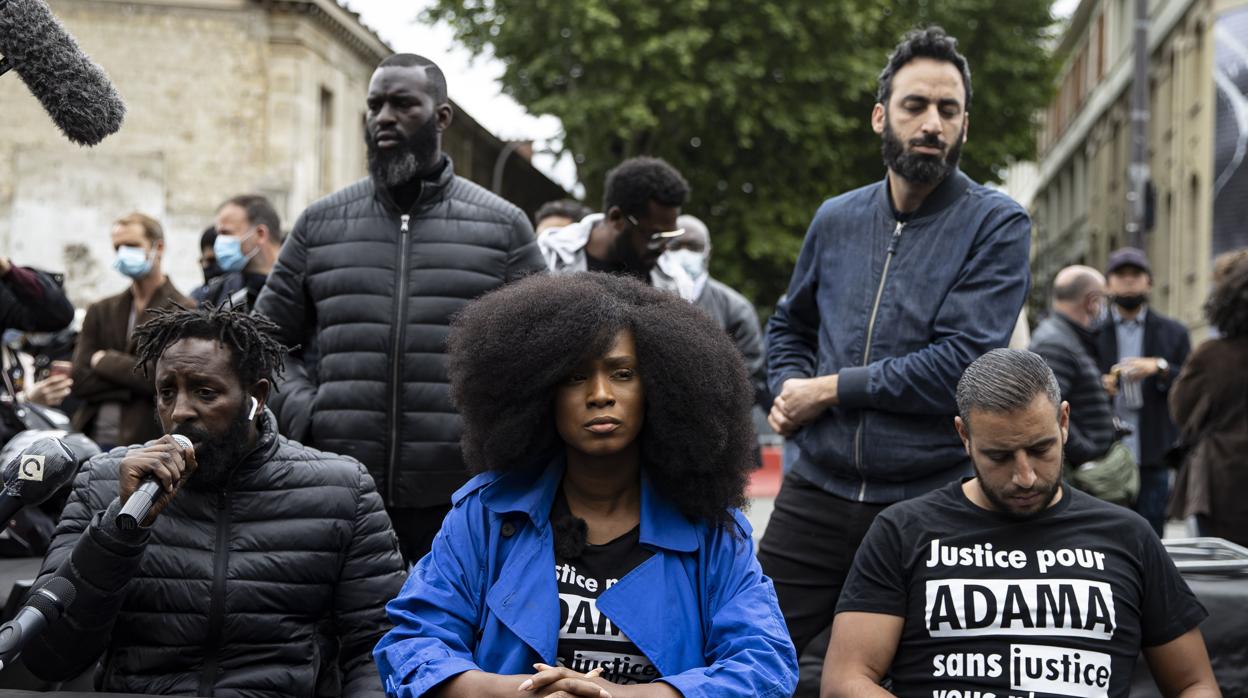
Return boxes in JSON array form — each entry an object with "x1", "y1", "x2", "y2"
[{"x1": 759, "y1": 27, "x2": 1031, "y2": 691}]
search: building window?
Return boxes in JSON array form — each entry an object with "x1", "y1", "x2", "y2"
[
  {"x1": 1188, "y1": 174, "x2": 1200, "y2": 237},
  {"x1": 317, "y1": 87, "x2": 335, "y2": 196},
  {"x1": 1096, "y1": 13, "x2": 1106, "y2": 81},
  {"x1": 1118, "y1": 0, "x2": 1132, "y2": 65}
]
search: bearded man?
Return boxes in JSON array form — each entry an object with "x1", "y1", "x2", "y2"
[
  {"x1": 823, "y1": 349, "x2": 1216, "y2": 698},
  {"x1": 759, "y1": 27, "x2": 1033, "y2": 694},
  {"x1": 23, "y1": 305, "x2": 406, "y2": 695},
  {"x1": 255, "y1": 53, "x2": 546, "y2": 563}
]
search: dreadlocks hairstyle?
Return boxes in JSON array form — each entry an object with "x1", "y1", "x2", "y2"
[
  {"x1": 447, "y1": 272, "x2": 754, "y2": 526},
  {"x1": 132, "y1": 303, "x2": 288, "y2": 387}
]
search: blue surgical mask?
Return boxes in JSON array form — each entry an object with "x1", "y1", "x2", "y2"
[
  {"x1": 667, "y1": 249, "x2": 708, "y2": 283},
  {"x1": 213, "y1": 228, "x2": 257, "y2": 273},
  {"x1": 113, "y1": 245, "x2": 154, "y2": 279}
]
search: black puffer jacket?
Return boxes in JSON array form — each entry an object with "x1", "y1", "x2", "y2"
[
  {"x1": 694, "y1": 277, "x2": 769, "y2": 410},
  {"x1": 23, "y1": 410, "x2": 406, "y2": 697},
  {"x1": 255, "y1": 157, "x2": 545, "y2": 509},
  {"x1": 1029, "y1": 313, "x2": 1116, "y2": 465}
]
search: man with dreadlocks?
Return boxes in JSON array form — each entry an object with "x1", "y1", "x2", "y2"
[{"x1": 22, "y1": 304, "x2": 406, "y2": 696}]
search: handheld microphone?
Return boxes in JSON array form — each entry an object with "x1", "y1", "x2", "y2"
[
  {"x1": 0, "y1": 437, "x2": 82, "y2": 524},
  {"x1": 115, "y1": 434, "x2": 192, "y2": 531},
  {"x1": 0, "y1": 576, "x2": 75, "y2": 670},
  {"x1": 0, "y1": 0, "x2": 126, "y2": 146}
]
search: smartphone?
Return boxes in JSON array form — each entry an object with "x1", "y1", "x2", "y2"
[{"x1": 49, "y1": 360, "x2": 72, "y2": 378}]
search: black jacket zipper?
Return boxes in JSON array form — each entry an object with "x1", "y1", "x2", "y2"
[
  {"x1": 386, "y1": 213, "x2": 413, "y2": 507},
  {"x1": 197, "y1": 490, "x2": 230, "y2": 695}
]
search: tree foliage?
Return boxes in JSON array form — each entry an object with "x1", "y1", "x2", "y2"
[{"x1": 428, "y1": 0, "x2": 1057, "y2": 314}]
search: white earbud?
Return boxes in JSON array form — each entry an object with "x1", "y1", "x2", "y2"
[{"x1": 248, "y1": 396, "x2": 259, "y2": 421}]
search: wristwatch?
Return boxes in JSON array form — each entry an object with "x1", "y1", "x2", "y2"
[{"x1": 1155, "y1": 357, "x2": 1169, "y2": 375}]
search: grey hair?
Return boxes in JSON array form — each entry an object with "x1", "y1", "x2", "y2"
[{"x1": 956, "y1": 349, "x2": 1061, "y2": 432}]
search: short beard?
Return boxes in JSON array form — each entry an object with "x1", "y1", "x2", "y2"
[
  {"x1": 173, "y1": 401, "x2": 255, "y2": 492},
  {"x1": 610, "y1": 227, "x2": 649, "y2": 277},
  {"x1": 881, "y1": 117, "x2": 964, "y2": 186},
  {"x1": 971, "y1": 455, "x2": 1063, "y2": 520},
  {"x1": 365, "y1": 115, "x2": 440, "y2": 189}
]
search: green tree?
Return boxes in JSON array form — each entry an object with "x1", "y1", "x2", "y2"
[{"x1": 428, "y1": 0, "x2": 1056, "y2": 315}]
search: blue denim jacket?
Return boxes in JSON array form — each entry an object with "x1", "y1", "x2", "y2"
[
  {"x1": 374, "y1": 457, "x2": 797, "y2": 697},
  {"x1": 767, "y1": 170, "x2": 1031, "y2": 503}
]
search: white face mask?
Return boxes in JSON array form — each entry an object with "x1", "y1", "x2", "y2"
[{"x1": 667, "y1": 249, "x2": 707, "y2": 282}]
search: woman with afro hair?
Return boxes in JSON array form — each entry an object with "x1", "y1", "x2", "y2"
[{"x1": 375, "y1": 272, "x2": 797, "y2": 697}]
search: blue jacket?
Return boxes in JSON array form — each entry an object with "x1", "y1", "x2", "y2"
[
  {"x1": 374, "y1": 458, "x2": 797, "y2": 697},
  {"x1": 767, "y1": 170, "x2": 1031, "y2": 504}
]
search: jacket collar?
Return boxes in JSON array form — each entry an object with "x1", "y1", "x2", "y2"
[
  {"x1": 1110, "y1": 305, "x2": 1148, "y2": 326},
  {"x1": 232, "y1": 409, "x2": 281, "y2": 477},
  {"x1": 1053, "y1": 312, "x2": 1101, "y2": 356},
  {"x1": 372, "y1": 154, "x2": 455, "y2": 214},
  {"x1": 875, "y1": 168, "x2": 972, "y2": 221},
  {"x1": 123, "y1": 276, "x2": 184, "y2": 310},
  {"x1": 478, "y1": 453, "x2": 700, "y2": 553}
]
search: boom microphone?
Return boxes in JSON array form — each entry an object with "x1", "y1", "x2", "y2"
[
  {"x1": 115, "y1": 434, "x2": 192, "y2": 531},
  {"x1": 0, "y1": 576, "x2": 75, "y2": 670},
  {"x1": 0, "y1": 0, "x2": 126, "y2": 146},
  {"x1": 0, "y1": 436, "x2": 81, "y2": 524}
]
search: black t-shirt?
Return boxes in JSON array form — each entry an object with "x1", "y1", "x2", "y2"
[
  {"x1": 553, "y1": 496, "x2": 658, "y2": 685},
  {"x1": 837, "y1": 480, "x2": 1207, "y2": 697}
]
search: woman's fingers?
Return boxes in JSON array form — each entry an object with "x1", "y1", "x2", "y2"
[{"x1": 520, "y1": 665, "x2": 611, "y2": 698}]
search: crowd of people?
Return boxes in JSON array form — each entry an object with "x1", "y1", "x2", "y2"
[{"x1": 0, "y1": 23, "x2": 1241, "y2": 698}]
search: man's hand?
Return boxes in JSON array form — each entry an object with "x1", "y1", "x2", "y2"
[
  {"x1": 1101, "y1": 373, "x2": 1118, "y2": 398},
  {"x1": 27, "y1": 374, "x2": 73, "y2": 407},
  {"x1": 118, "y1": 436, "x2": 198, "y2": 526},
  {"x1": 769, "y1": 375, "x2": 838, "y2": 437},
  {"x1": 1115, "y1": 357, "x2": 1163, "y2": 380}
]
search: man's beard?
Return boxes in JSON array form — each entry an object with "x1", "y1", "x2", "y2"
[
  {"x1": 971, "y1": 454, "x2": 1063, "y2": 520},
  {"x1": 610, "y1": 227, "x2": 650, "y2": 277},
  {"x1": 365, "y1": 115, "x2": 440, "y2": 189},
  {"x1": 172, "y1": 401, "x2": 255, "y2": 491},
  {"x1": 881, "y1": 118, "x2": 964, "y2": 186}
]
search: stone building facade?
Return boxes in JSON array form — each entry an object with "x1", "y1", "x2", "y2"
[
  {"x1": 0, "y1": 0, "x2": 565, "y2": 308},
  {"x1": 1031, "y1": 0, "x2": 1248, "y2": 334}
]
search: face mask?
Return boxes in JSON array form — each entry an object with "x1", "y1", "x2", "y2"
[
  {"x1": 667, "y1": 249, "x2": 708, "y2": 283},
  {"x1": 113, "y1": 245, "x2": 154, "y2": 279},
  {"x1": 1113, "y1": 293, "x2": 1148, "y2": 311},
  {"x1": 214, "y1": 228, "x2": 257, "y2": 273}
]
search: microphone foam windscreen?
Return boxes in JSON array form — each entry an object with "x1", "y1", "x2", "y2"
[
  {"x1": 0, "y1": 0, "x2": 126, "y2": 145},
  {"x1": 29, "y1": 577, "x2": 76, "y2": 618}
]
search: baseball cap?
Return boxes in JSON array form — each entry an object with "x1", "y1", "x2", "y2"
[{"x1": 1106, "y1": 247, "x2": 1151, "y2": 275}]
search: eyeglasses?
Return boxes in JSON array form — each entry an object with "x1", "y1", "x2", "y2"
[{"x1": 627, "y1": 215, "x2": 684, "y2": 250}]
